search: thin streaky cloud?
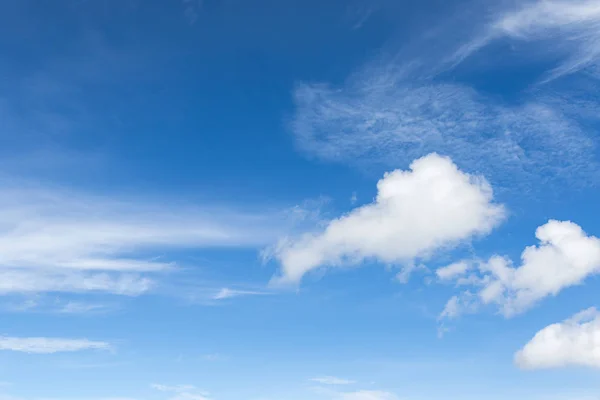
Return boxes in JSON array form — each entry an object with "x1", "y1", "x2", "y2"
[
  {"x1": 151, "y1": 384, "x2": 211, "y2": 400},
  {"x1": 310, "y1": 376, "x2": 356, "y2": 385},
  {"x1": 0, "y1": 336, "x2": 110, "y2": 354},
  {"x1": 452, "y1": 0, "x2": 600, "y2": 82},
  {"x1": 0, "y1": 183, "x2": 293, "y2": 296},
  {"x1": 211, "y1": 288, "x2": 270, "y2": 300}
]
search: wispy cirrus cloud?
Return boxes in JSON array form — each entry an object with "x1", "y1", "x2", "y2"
[
  {"x1": 211, "y1": 288, "x2": 270, "y2": 300},
  {"x1": 291, "y1": 0, "x2": 600, "y2": 191},
  {"x1": 310, "y1": 376, "x2": 355, "y2": 385},
  {"x1": 292, "y1": 66, "x2": 598, "y2": 190},
  {"x1": 452, "y1": 0, "x2": 600, "y2": 82},
  {"x1": 0, "y1": 183, "x2": 291, "y2": 297},
  {"x1": 0, "y1": 336, "x2": 110, "y2": 354},
  {"x1": 311, "y1": 384, "x2": 399, "y2": 400}
]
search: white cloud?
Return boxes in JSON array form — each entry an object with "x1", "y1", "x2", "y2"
[
  {"x1": 441, "y1": 220, "x2": 600, "y2": 318},
  {"x1": 515, "y1": 307, "x2": 600, "y2": 369},
  {"x1": 211, "y1": 288, "x2": 269, "y2": 300},
  {"x1": 440, "y1": 296, "x2": 462, "y2": 319},
  {"x1": 436, "y1": 260, "x2": 472, "y2": 281},
  {"x1": 311, "y1": 376, "x2": 355, "y2": 385},
  {"x1": 453, "y1": 0, "x2": 600, "y2": 81},
  {"x1": 58, "y1": 301, "x2": 112, "y2": 314},
  {"x1": 0, "y1": 184, "x2": 287, "y2": 296},
  {"x1": 339, "y1": 391, "x2": 399, "y2": 400},
  {"x1": 151, "y1": 384, "x2": 211, "y2": 400},
  {"x1": 0, "y1": 336, "x2": 110, "y2": 354},
  {"x1": 0, "y1": 269, "x2": 151, "y2": 296},
  {"x1": 270, "y1": 153, "x2": 505, "y2": 285},
  {"x1": 292, "y1": 61, "x2": 597, "y2": 189}
]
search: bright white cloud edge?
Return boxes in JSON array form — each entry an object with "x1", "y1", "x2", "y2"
[
  {"x1": 440, "y1": 220, "x2": 600, "y2": 318},
  {"x1": 269, "y1": 153, "x2": 505, "y2": 285},
  {"x1": 515, "y1": 307, "x2": 600, "y2": 369}
]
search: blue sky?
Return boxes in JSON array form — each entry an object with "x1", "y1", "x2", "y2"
[{"x1": 1, "y1": 0, "x2": 600, "y2": 399}]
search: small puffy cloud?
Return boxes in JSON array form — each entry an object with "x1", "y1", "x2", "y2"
[
  {"x1": 440, "y1": 220, "x2": 600, "y2": 318},
  {"x1": 311, "y1": 376, "x2": 355, "y2": 385},
  {"x1": 270, "y1": 153, "x2": 505, "y2": 285},
  {"x1": 436, "y1": 260, "x2": 472, "y2": 281},
  {"x1": 0, "y1": 337, "x2": 110, "y2": 354},
  {"x1": 515, "y1": 308, "x2": 600, "y2": 369}
]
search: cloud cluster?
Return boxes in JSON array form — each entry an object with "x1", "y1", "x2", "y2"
[
  {"x1": 270, "y1": 153, "x2": 504, "y2": 284},
  {"x1": 439, "y1": 220, "x2": 600, "y2": 318},
  {"x1": 515, "y1": 307, "x2": 600, "y2": 369}
]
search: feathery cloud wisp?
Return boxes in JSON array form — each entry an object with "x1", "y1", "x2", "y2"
[
  {"x1": 310, "y1": 376, "x2": 355, "y2": 385},
  {"x1": 453, "y1": 0, "x2": 600, "y2": 81},
  {"x1": 0, "y1": 184, "x2": 288, "y2": 296},
  {"x1": 0, "y1": 337, "x2": 110, "y2": 354},
  {"x1": 292, "y1": 65, "x2": 597, "y2": 189},
  {"x1": 211, "y1": 288, "x2": 269, "y2": 300}
]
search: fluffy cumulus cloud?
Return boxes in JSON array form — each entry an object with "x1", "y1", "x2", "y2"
[
  {"x1": 0, "y1": 336, "x2": 110, "y2": 354},
  {"x1": 515, "y1": 308, "x2": 600, "y2": 369},
  {"x1": 454, "y1": 0, "x2": 600, "y2": 81},
  {"x1": 440, "y1": 220, "x2": 600, "y2": 318},
  {"x1": 270, "y1": 153, "x2": 505, "y2": 284}
]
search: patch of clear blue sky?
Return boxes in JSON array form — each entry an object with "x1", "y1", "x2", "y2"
[{"x1": 0, "y1": 0, "x2": 600, "y2": 399}]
